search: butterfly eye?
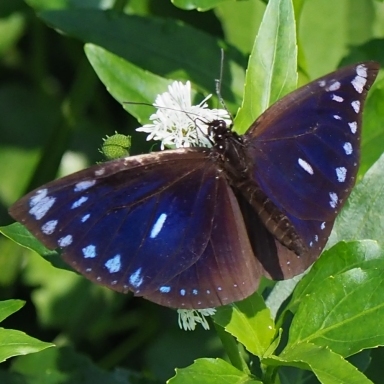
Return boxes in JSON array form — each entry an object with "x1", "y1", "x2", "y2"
[{"x1": 8, "y1": 62, "x2": 379, "y2": 309}]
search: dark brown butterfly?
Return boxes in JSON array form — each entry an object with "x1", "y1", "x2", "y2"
[{"x1": 9, "y1": 62, "x2": 379, "y2": 309}]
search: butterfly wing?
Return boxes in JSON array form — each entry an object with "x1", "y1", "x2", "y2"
[
  {"x1": 9, "y1": 148, "x2": 260, "y2": 309},
  {"x1": 243, "y1": 62, "x2": 379, "y2": 264}
]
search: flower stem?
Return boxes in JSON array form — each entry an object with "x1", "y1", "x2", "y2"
[{"x1": 214, "y1": 322, "x2": 251, "y2": 374}]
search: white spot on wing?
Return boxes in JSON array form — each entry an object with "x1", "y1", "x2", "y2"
[
  {"x1": 348, "y1": 121, "x2": 357, "y2": 134},
  {"x1": 180, "y1": 289, "x2": 186, "y2": 296},
  {"x1": 58, "y1": 235, "x2": 73, "y2": 247},
  {"x1": 71, "y1": 196, "x2": 88, "y2": 209},
  {"x1": 29, "y1": 189, "x2": 56, "y2": 220},
  {"x1": 318, "y1": 80, "x2": 326, "y2": 87},
  {"x1": 82, "y1": 244, "x2": 97, "y2": 258},
  {"x1": 30, "y1": 189, "x2": 48, "y2": 206},
  {"x1": 351, "y1": 100, "x2": 360, "y2": 113},
  {"x1": 327, "y1": 81, "x2": 341, "y2": 91},
  {"x1": 332, "y1": 94, "x2": 344, "y2": 102},
  {"x1": 298, "y1": 158, "x2": 314, "y2": 175},
  {"x1": 333, "y1": 115, "x2": 342, "y2": 120},
  {"x1": 329, "y1": 192, "x2": 338, "y2": 209},
  {"x1": 81, "y1": 213, "x2": 91, "y2": 222},
  {"x1": 321, "y1": 222, "x2": 326, "y2": 230},
  {"x1": 74, "y1": 180, "x2": 96, "y2": 192},
  {"x1": 160, "y1": 286, "x2": 171, "y2": 293},
  {"x1": 95, "y1": 168, "x2": 105, "y2": 176},
  {"x1": 336, "y1": 167, "x2": 347, "y2": 182},
  {"x1": 150, "y1": 213, "x2": 167, "y2": 239},
  {"x1": 343, "y1": 142, "x2": 353, "y2": 155},
  {"x1": 356, "y1": 64, "x2": 368, "y2": 78},
  {"x1": 105, "y1": 254, "x2": 122, "y2": 273},
  {"x1": 129, "y1": 267, "x2": 143, "y2": 288},
  {"x1": 41, "y1": 220, "x2": 58, "y2": 235},
  {"x1": 351, "y1": 75, "x2": 367, "y2": 94}
]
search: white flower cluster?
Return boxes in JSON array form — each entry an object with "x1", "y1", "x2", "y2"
[
  {"x1": 136, "y1": 81, "x2": 231, "y2": 149},
  {"x1": 177, "y1": 308, "x2": 217, "y2": 331}
]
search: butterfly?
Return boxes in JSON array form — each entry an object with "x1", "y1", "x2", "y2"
[{"x1": 9, "y1": 62, "x2": 379, "y2": 309}]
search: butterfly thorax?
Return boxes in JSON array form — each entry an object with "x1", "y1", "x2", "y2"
[{"x1": 209, "y1": 120, "x2": 308, "y2": 257}]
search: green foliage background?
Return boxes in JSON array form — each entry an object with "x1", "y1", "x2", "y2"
[{"x1": 0, "y1": 0, "x2": 384, "y2": 383}]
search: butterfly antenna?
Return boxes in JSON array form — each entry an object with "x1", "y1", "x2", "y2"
[{"x1": 215, "y1": 49, "x2": 234, "y2": 122}]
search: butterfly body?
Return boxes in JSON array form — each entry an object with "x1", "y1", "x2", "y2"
[{"x1": 9, "y1": 62, "x2": 379, "y2": 309}]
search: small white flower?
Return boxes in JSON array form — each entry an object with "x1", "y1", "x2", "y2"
[
  {"x1": 136, "y1": 81, "x2": 231, "y2": 149},
  {"x1": 177, "y1": 308, "x2": 216, "y2": 331}
]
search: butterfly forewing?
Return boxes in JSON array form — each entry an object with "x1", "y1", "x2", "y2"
[
  {"x1": 9, "y1": 148, "x2": 259, "y2": 308},
  {"x1": 244, "y1": 62, "x2": 379, "y2": 256}
]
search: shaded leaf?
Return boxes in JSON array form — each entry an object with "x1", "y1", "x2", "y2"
[{"x1": 214, "y1": 292, "x2": 275, "y2": 357}]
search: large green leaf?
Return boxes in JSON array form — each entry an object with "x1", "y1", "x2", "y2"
[
  {"x1": 0, "y1": 300, "x2": 53, "y2": 363},
  {"x1": 39, "y1": 9, "x2": 246, "y2": 112},
  {"x1": 287, "y1": 256, "x2": 384, "y2": 357},
  {"x1": 234, "y1": 0, "x2": 297, "y2": 133},
  {"x1": 168, "y1": 358, "x2": 262, "y2": 384},
  {"x1": 266, "y1": 343, "x2": 372, "y2": 384},
  {"x1": 331, "y1": 153, "x2": 384, "y2": 247},
  {"x1": 288, "y1": 240, "x2": 383, "y2": 312}
]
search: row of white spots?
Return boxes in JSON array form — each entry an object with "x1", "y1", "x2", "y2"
[
  {"x1": 74, "y1": 180, "x2": 96, "y2": 192},
  {"x1": 309, "y1": 234, "x2": 319, "y2": 248},
  {"x1": 41, "y1": 219, "x2": 58, "y2": 235},
  {"x1": 298, "y1": 158, "x2": 347, "y2": 183},
  {"x1": 351, "y1": 64, "x2": 368, "y2": 94},
  {"x1": 82, "y1": 244, "x2": 96, "y2": 258},
  {"x1": 298, "y1": 158, "x2": 314, "y2": 175},
  {"x1": 29, "y1": 189, "x2": 56, "y2": 220},
  {"x1": 71, "y1": 196, "x2": 88, "y2": 209},
  {"x1": 150, "y1": 213, "x2": 167, "y2": 239}
]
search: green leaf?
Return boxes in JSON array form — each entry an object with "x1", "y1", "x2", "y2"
[
  {"x1": 0, "y1": 300, "x2": 53, "y2": 363},
  {"x1": 168, "y1": 358, "x2": 262, "y2": 384},
  {"x1": 214, "y1": 292, "x2": 276, "y2": 357},
  {"x1": 0, "y1": 223, "x2": 70, "y2": 271},
  {"x1": 85, "y1": 44, "x2": 174, "y2": 125},
  {"x1": 360, "y1": 75, "x2": 384, "y2": 177},
  {"x1": 234, "y1": 0, "x2": 297, "y2": 133},
  {"x1": 267, "y1": 343, "x2": 373, "y2": 384},
  {"x1": 287, "y1": 259, "x2": 384, "y2": 357},
  {"x1": 10, "y1": 346, "x2": 137, "y2": 384},
  {"x1": 331, "y1": 153, "x2": 384, "y2": 248},
  {"x1": 0, "y1": 300, "x2": 24, "y2": 323},
  {"x1": 40, "y1": 9, "x2": 245, "y2": 112},
  {"x1": 172, "y1": 0, "x2": 233, "y2": 12},
  {"x1": 288, "y1": 240, "x2": 383, "y2": 312},
  {"x1": 0, "y1": 328, "x2": 53, "y2": 363}
]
